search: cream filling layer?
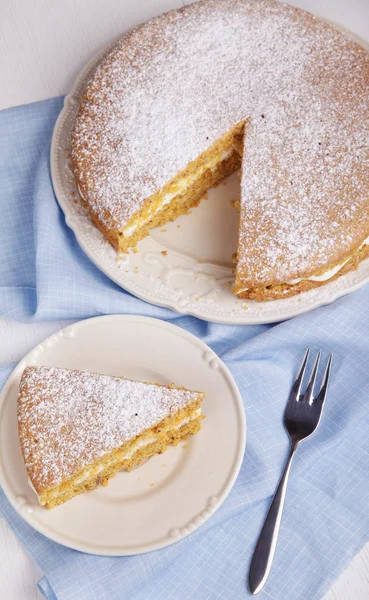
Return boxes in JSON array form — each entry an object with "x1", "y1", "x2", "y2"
[
  {"x1": 122, "y1": 149, "x2": 234, "y2": 238},
  {"x1": 78, "y1": 181, "x2": 190, "y2": 238},
  {"x1": 236, "y1": 236, "x2": 369, "y2": 294},
  {"x1": 30, "y1": 409, "x2": 202, "y2": 502},
  {"x1": 287, "y1": 235, "x2": 369, "y2": 285}
]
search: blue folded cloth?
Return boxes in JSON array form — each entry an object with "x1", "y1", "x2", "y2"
[{"x1": 1, "y1": 98, "x2": 369, "y2": 600}]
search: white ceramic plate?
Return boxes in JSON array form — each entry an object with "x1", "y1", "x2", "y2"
[
  {"x1": 50, "y1": 22, "x2": 369, "y2": 325},
  {"x1": 0, "y1": 315, "x2": 245, "y2": 555}
]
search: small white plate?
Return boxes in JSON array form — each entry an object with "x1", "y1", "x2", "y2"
[
  {"x1": 0, "y1": 315, "x2": 245, "y2": 555},
  {"x1": 50, "y1": 24, "x2": 369, "y2": 325}
]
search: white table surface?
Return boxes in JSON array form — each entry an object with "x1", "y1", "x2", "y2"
[{"x1": 1, "y1": 0, "x2": 369, "y2": 598}]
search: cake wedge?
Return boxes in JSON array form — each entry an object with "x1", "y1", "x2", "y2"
[{"x1": 17, "y1": 366, "x2": 204, "y2": 509}]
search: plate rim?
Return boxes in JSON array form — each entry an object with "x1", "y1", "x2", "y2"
[
  {"x1": 50, "y1": 19, "x2": 369, "y2": 325},
  {"x1": 0, "y1": 314, "x2": 246, "y2": 556}
]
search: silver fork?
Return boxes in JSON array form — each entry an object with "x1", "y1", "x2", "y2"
[{"x1": 248, "y1": 348, "x2": 333, "y2": 595}]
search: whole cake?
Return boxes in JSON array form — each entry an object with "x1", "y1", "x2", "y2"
[
  {"x1": 71, "y1": 0, "x2": 369, "y2": 301},
  {"x1": 18, "y1": 366, "x2": 204, "y2": 508}
]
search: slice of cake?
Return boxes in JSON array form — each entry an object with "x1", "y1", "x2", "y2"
[{"x1": 17, "y1": 366, "x2": 204, "y2": 509}]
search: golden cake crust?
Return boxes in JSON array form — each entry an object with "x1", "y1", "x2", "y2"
[
  {"x1": 236, "y1": 244, "x2": 369, "y2": 301},
  {"x1": 72, "y1": 0, "x2": 369, "y2": 292}
]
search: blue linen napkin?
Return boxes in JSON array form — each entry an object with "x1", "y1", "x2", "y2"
[{"x1": 1, "y1": 98, "x2": 369, "y2": 600}]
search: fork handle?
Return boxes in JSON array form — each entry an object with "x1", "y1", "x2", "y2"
[{"x1": 249, "y1": 443, "x2": 297, "y2": 594}]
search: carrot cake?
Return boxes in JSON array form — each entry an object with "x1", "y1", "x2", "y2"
[
  {"x1": 71, "y1": 0, "x2": 369, "y2": 301},
  {"x1": 17, "y1": 366, "x2": 204, "y2": 508}
]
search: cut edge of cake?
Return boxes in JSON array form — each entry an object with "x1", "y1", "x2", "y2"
[{"x1": 74, "y1": 120, "x2": 245, "y2": 253}]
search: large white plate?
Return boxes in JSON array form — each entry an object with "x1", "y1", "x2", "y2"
[
  {"x1": 50, "y1": 18, "x2": 369, "y2": 325},
  {"x1": 0, "y1": 315, "x2": 245, "y2": 555}
]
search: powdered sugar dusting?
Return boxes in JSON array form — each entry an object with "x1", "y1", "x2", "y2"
[
  {"x1": 72, "y1": 0, "x2": 369, "y2": 286},
  {"x1": 18, "y1": 366, "x2": 200, "y2": 492}
]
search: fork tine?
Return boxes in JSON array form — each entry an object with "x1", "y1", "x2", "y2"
[
  {"x1": 289, "y1": 347, "x2": 310, "y2": 402},
  {"x1": 315, "y1": 353, "x2": 333, "y2": 407},
  {"x1": 303, "y1": 350, "x2": 321, "y2": 405}
]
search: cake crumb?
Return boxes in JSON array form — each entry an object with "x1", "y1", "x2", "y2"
[
  {"x1": 161, "y1": 228, "x2": 167, "y2": 232},
  {"x1": 150, "y1": 482, "x2": 155, "y2": 487},
  {"x1": 161, "y1": 250, "x2": 168, "y2": 256}
]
